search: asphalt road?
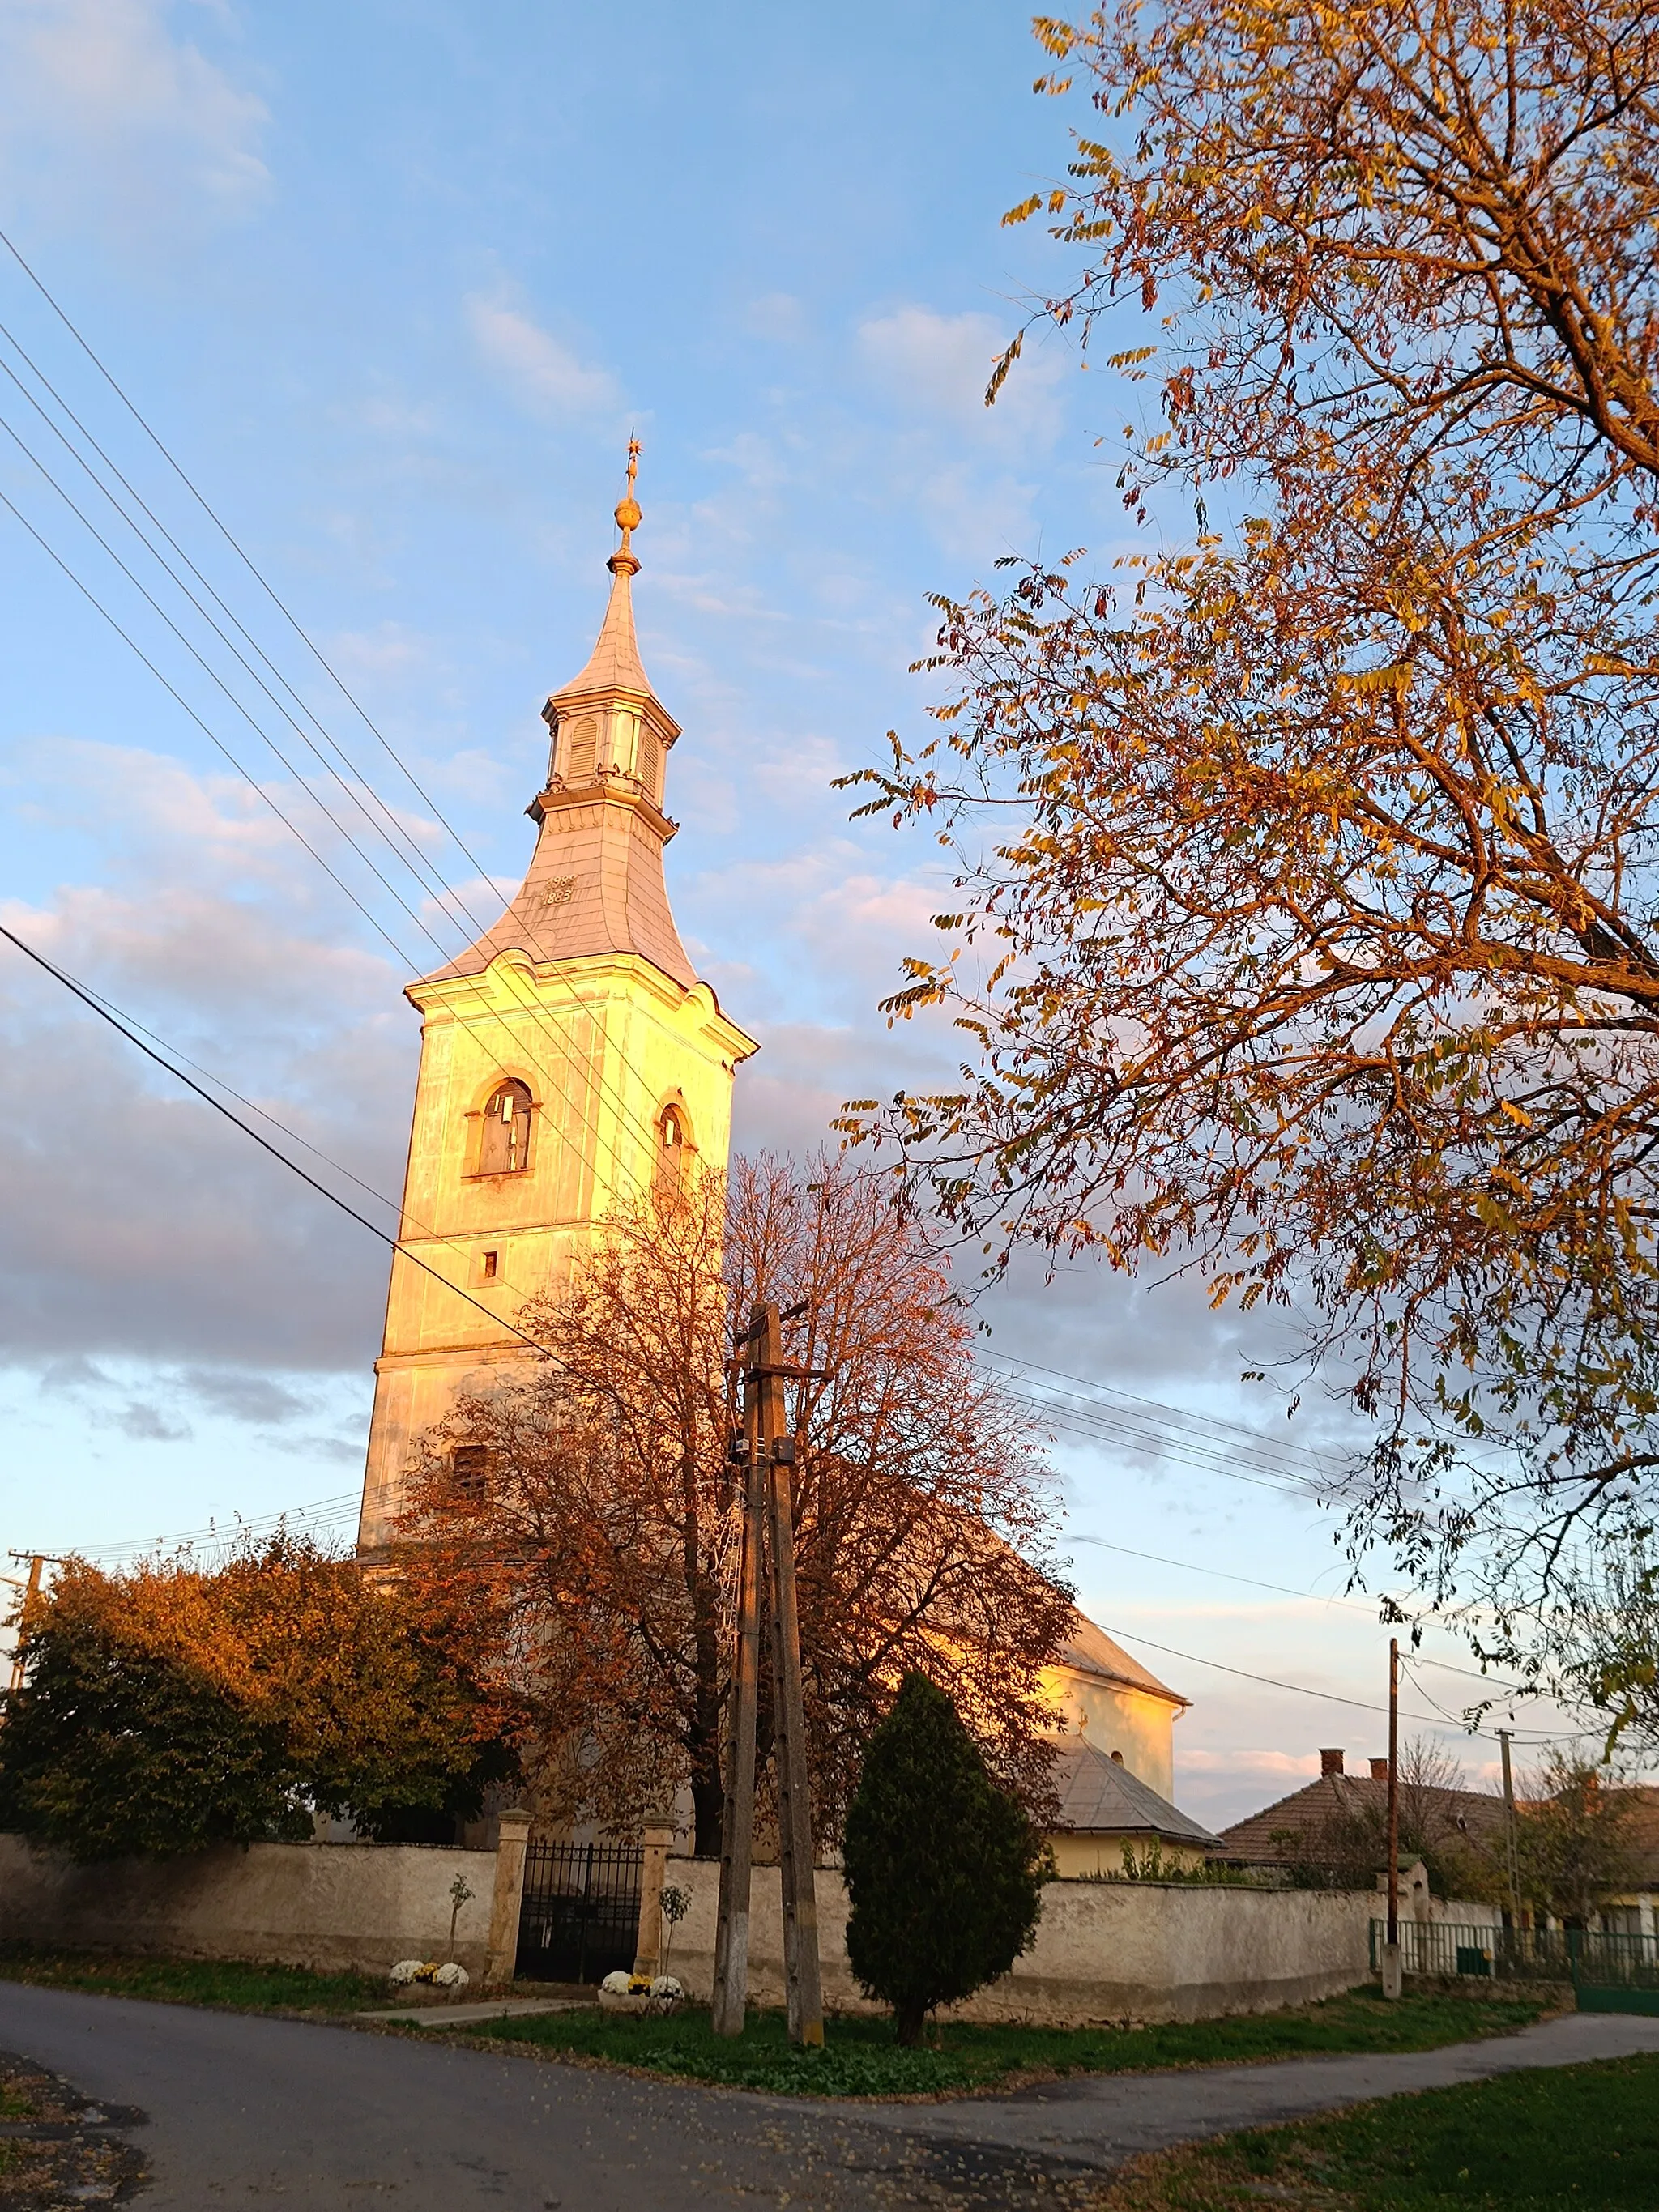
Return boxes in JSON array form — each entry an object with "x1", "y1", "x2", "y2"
[{"x1": 2, "y1": 1983, "x2": 1658, "y2": 2212}]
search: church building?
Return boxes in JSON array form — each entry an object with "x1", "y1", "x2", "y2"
[
  {"x1": 352, "y1": 458, "x2": 1215, "y2": 1868},
  {"x1": 356, "y1": 457, "x2": 757, "y2": 1555}
]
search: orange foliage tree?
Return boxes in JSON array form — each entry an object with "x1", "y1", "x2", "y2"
[
  {"x1": 0, "y1": 1536, "x2": 514, "y2": 1860},
  {"x1": 842, "y1": 0, "x2": 1659, "y2": 1654},
  {"x1": 393, "y1": 1155, "x2": 1073, "y2": 1855}
]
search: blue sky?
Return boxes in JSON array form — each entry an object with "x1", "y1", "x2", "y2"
[{"x1": 0, "y1": 0, "x2": 1589, "y2": 1822}]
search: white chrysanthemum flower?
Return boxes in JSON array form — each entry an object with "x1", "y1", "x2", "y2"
[
  {"x1": 650, "y1": 1976, "x2": 683, "y2": 2000},
  {"x1": 433, "y1": 1963, "x2": 470, "y2": 1988},
  {"x1": 599, "y1": 1970, "x2": 633, "y2": 1994},
  {"x1": 388, "y1": 1960, "x2": 427, "y2": 1986}
]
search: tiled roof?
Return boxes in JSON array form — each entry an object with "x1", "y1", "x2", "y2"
[
  {"x1": 1053, "y1": 1737, "x2": 1221, "y2": 1847},
  {"x1": 1217, "y1": 1771, "x2": 1508, "y2": 1865}
]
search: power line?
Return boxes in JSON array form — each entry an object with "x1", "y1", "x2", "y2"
[
  {"x1": 997, "y1": 1383, "x2": 1323, "y2": 1501},
  {"x1": 0, "y1": 919, "x2": 552, "y2": 1359},
  {"x1": 78, "y1": 1492, "x2": 364, "y2": 1566},
  {"x1": 0, "y1": 469, "x2": 646, "y2": 1213},
  {"x1": 22, "y1": 948, "x2": 558, "y2": 1329},
  {"x1": 0, "y1": 241, "x2": 680, "y2": 1157},
  {"x1": 1068, "y1": 1535, "x2": 1539, "y2": 1694},
  {"x1": 983, "y1": 1351, "x2": 1344, "y2": 1472},
  {"x1": 0, "y1": 234, "x2": 738, "y2": 1306},
  {"x1": 0, "y1": 403, "x2": 683, "y2": 1222},
  {"x1": 1093, "y1": 1621, "x2": 1574, "y2": 1744},
  {"x1": 0, "y1": 224, "x2": 501, "y2": 897}
]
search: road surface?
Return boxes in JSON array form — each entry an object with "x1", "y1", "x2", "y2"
[{"x1": 2, "y1": 1982, "x2": 1657, "y2": 2210}]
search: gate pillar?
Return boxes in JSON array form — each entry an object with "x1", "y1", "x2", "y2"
[
  {"x1": 633, "y1": 1816, "x2": 677, "y2": 1979},
  {"x1": 484, "y1": 1809, "x2": 533, "y2": 1986}
]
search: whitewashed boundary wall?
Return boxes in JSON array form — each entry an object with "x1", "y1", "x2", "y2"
[
  {"x1": 659, "y1": 1859, "x2": 1498, "y2": 2027},
  {"x1": 0, "y1": 1836, "x2": 503, "y2": 1983}
]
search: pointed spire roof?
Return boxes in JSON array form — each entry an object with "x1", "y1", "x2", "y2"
[{"x1": 548, "y1": 436, "x2": 656, "y2": 706}]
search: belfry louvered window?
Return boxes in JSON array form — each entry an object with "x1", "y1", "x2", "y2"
[
  {"x1": 638, "y1": 728, "x2": 660, "y2": 801},
  {"x1": 564, "y1": 715, "x2": 598, "y2": 783},
  {"x1": 480, "y1": 1080, "x2": 533, "y2": 1174}
]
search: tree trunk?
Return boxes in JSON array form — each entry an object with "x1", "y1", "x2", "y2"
[{"x1": 893, "y1": 2001, "x2": 927, "y2": 2048}]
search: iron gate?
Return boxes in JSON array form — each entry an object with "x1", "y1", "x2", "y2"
[{"x1": 516, "y1": 1841, "x2": 642, "y2": 1984}]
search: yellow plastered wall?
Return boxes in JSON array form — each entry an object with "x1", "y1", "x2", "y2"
[
  {"x1": 1047, "y1": 1835, "x2": 1210, "y2": 1880},
  {"x1": 1043, "y1": 1660, "x2": 1183, "y2": 1801},
  {"x1": 357, "y1": 948, "x2": 753, "y2": 1549}
]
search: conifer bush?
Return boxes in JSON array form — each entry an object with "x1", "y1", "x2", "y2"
[{"x1": 842, "y1": 1672, "x2": 1048, "y2": 2044}]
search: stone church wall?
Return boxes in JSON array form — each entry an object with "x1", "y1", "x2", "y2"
[{"x1": 0, "y1": 1835, "x2": 499, "y2": 1982}]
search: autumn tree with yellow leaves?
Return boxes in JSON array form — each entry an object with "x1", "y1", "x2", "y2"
[
  {"x1": 0, "y1": 1536, "x2": 514, "y2": 1860},
  {"x1": 842, "y1": 0, "x2": 1659, "y2": 1679}
]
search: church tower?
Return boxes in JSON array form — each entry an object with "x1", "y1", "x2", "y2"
[{"x1": 356, "y1": 455, "x2": 757, "y2": 1554}]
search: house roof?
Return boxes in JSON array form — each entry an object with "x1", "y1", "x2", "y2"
[
  {"x1": 1057, "y1": 1614, "x2": 1188, "y2": 1708},
  {"x1": 1052, "y1": 1737, "x2": 1221, "y2": 1847},
  {"x1": 1216, "y1": 1766, "x2": 1508, "y2": 1865}
]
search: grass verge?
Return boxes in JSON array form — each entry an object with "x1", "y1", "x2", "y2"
[
  {"x1": 469, "y1": 1987, "x2": 1547, "y2": 2099},
  {"x1": 0, "y1": 1941, "x2": 387, "y2": 2015},
  {"x1": 1097, "y1": 2052, "x2": 1659, "y2": 2208}
]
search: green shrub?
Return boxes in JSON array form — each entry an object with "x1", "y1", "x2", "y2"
[{"x1": 842, "y1": 1672, "x2": 1048, "y2": 2044}]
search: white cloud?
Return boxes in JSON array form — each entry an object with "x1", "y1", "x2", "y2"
[
  {"x1": 0, "y1": 0, "x2": 271, "y2": 235},
  {"x1": 465, "y1": 288, "x2": 622, "y2": 420},
  {"x1": 857, "y1": 305, "x2": 1064, "y2": 442}
]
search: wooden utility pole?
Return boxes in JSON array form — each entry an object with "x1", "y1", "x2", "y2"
[
  {"x1": 757, "y1": 1302, "x2": 825, "y2": 2048},
  {"x1": 710, "y1": 1363, "x2": 764, "y2": 2037},
  {"x1": 710, "y1": 1304, "x2": 825, "y2": 2047},
  {"x1": 3, "y1": 1554, "x2": 51, "y2": 1697},
  {"x1": 1497, "y1": 1728, "x2": 1522, "y2": 1930},
  {"x1": 1383, "y1": 1636, "x2": 1401, "y2": 1997}
]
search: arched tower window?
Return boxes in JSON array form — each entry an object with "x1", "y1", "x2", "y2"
[
  {"x1": 480, "y1": 1080, "x2": 533, "y2": 1175},
  {"x1": 655, "y1": 1102, "x2": 690, "y2": 1191}
]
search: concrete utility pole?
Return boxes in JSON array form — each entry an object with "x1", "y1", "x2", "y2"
[
  {"x1": 710, "y1": 1303, "x2": 824, "y2": 2046},
  {"x1": 1497, "y1": 1727, "x2": 1522, "y2": 1933},
  {"x1": 1382, "y1": 1636, "x2": 1402, "y2": 1998}
]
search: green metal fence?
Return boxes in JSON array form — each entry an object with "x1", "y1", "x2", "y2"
[{"x1": 1370, "y1": 1918, "x2": 1659, "y2": 1999}]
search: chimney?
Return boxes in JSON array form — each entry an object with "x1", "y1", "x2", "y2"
[
  {"x1": 1320, "y1": 1748, "x2": 1346, "y2": 1777},
  {"x1": 1370, "y1": 1758, "x2": 1391, "y2": 1781}
]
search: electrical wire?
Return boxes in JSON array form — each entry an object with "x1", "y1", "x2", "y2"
[
  {"x1": 19, "y1": 942, "x2": 560, "y2": 1329},
  {"x1": 0, "y1": 238, "x2": 686, "y2": 1166},
  {"x1": 1090, "y1": 1621, "x2": 1576, "y2": 1744},
  {"x1": 999, "y1": 1383, "x2": 1323, "y2": 1501},
  {"x1": 984, "y1": 1350, "x2": 1343, "y2": 1472},
  {"x1": 0, "y1": 919, "x2": 552, "y2": 1359},
  {"x1": 1068, "y1": 1536, "x2": 1539, "y2": 1695},
  {"x1": 0, "y1": 224, "x2": 504, "y2": 897},
  {"x1": 0, "y1": 470, "x2": 652, "y2": 1214}
]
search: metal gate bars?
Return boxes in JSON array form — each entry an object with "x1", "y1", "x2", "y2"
[{"x1": 515, "y1": 1840, "x2": 643, "y2": 1984}]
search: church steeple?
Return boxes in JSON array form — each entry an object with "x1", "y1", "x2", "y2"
[
  {"x1": 356, "y1": 444, "x2": 757, "y2": 1558},
  {"x1": 424, "y1": 445, "x2": 695, "y2": 991},
  {"x1": 544, "y1": 439, "x2": 652, "y2": 707}
]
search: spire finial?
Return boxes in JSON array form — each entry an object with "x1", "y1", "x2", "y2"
[{"x1": 610, "y1": 435, "x2": 642, "y2": 578}]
